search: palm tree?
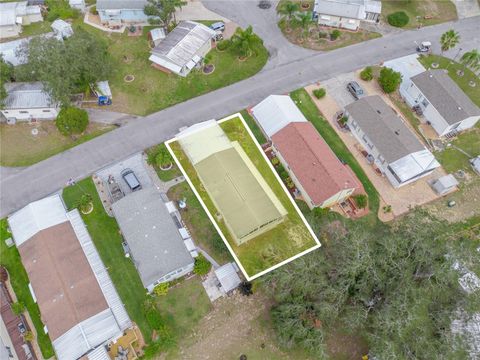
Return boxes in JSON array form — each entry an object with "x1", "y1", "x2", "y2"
[
  {"x1": 231, "y1": 26, "x2": 263, "y2": 58},
  {"x1": 460, "y1": 49, "x2": 480, "y2": 74},
  {"x1": 296, "y1": 11, "x2": 313, "y2": 39},
  {"x1": 278, "y1": 1, "x2": 300, "y2": 21},
  {"x1": 440, "y1": 29, "x2": 460, "y2": 54}
]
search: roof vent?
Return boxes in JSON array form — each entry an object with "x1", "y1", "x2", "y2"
[
  {"x1": 458, "y1": 106, "x2": 462, "y2": 110},
  {"x1": 376, "y1": 110, "x2": 381, "y2": 114},
  {"x1": 395, "y1": 130, "x2": 400, "y2": 135}
]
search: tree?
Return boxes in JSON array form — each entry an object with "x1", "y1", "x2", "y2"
[
  {"x1": 55, "y1": 107, "x2": 89, "y2": 135},
  {"x1": 77, "y1": 193, "x2": 93, "y2": 213},
  {"x1": 231, "y1": 26, "x2": 263, "y2": 58},
  {"x1": 16, "y1": 28, "x2": 112, "y2": 105},
  {"x1": 378, "y1": 67, "x2": 402, "y2": 93},
  {"x1": 387, "y1": 11, "x2": 409, "y2": 27},
  {"x1": 460, "y1": 49, "x2": 480, "y2": 73},
  {"x1": 193, "y1": 254, "x2": 211, "y2": 275},
  {"x1": 313, "y1": 88, "x2": 326, "y2": 99},
  {"x1": 277, "y1": 1, "x2": 299, "y2": 22},
  {"x1": 145, "y1": 0, "x2": 186, "y2": 27},
  {"x1": 296, "y1": 12, "x2": 313, "y2": 39},
  {"x1": 0, "y1": 55, "x2": 14, "y2": 103},
  {"x1": 440, "y1": 29, "x2": 460, "y2": 54},
  {"x1": 155, "y1": 145, "x2": 173, "y2": 169}
]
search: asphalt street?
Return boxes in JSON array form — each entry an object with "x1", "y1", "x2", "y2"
[{"x1": 1, "y1": 15, "x2": 479, "y2": 217}]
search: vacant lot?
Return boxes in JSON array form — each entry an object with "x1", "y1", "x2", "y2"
[
  {"x1": 382, "y1": 0, "x2": 457, "y2": 28},
  {"x1": 169, "y1": 116, "x2": 319, "y2": 278},
  {"x1": 436, "y1": 125, "x2": 480, "y2": 173},
  {"x1": 418, "y1": 54, "x2": 480, "y2": 107},
  {"x1": 75, "y1": 23, "x2": 268, "y2": 115},
  {"x1": 0, "y1": 122, "x2": 113, "y2": 167},
  {"x1": 0, "y1": 219, "x2": 55, "y2": 358}
]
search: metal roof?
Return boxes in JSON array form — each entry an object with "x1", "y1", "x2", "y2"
[
  {"x1": 111, "y1": 187, "x2": 194, "y2": 289},
  {"x1": 0, "y1": 1, "x2": 27, "y2": 26},
  {"x1": 0, "y1": 38, "x2": 29, "y2": 66},
  {"x1": 178, "y1": 121, "x2": 287, "y2": 244},
  {"x1": 51, "y1": 19, "x2": 73, "y2": 37},
  {"x1": 251, "y1": 95, "x2": 308, "y2": 138},
  {"x1": 345, "y1": 95, "x2": 426, "y2": 163},
  {"x1": 314, "y1": 0, "x2": 372, "y2": 19},
  {"x1": 3, "y1": 82, "x2": 55, "y2": 110},
  {"x1": 411, "y1": 70, "x2": 480, "y2": 125},
  {"x1": 215, "y1": 263, "x2": 241, "y2": 293},
  {"x1": 149, "y1": 27, "x2": 166, "y2": 42},
  {"x1": 96, "y1": 0, "x2": 147, "y2": 10},
  {"x1": 150, "y1": 21, "x2": 215, "y2": 71}
]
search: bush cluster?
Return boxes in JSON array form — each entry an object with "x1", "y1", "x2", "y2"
[
  {"x1": 55, "y1": 107, "x2": 89, "y2": 136},
  {"x1": 313, "y1": 88, "x2": 326, "y2": 99},
  {"x1": 330, "y1": 29, "x2": 341, "y2": 41},
  {"x1": 216, "y1": 39, "x2": 231, "y2": 51},
  {"x1": 360, "y1": 66, "x2": 373, "y2": 81},
  {"x1": 194, "y1": 254, "x2": 212, "y2": 275},
  {"x1": 378, "y1": 67, "x2": 402, "y2": 94},
  {"x1": 387, "y1": 11, "x2": 409, "y2": 27}
]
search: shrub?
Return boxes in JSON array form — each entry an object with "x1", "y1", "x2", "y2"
[
  {"x1": 339, "y1": 115, "x2": 348, "y2": 125},
  {"x1": 330, "y1": 29, "x2": 341, "y2": 41},
  {"x1": 387, "y1": 11, "x2": 409, "y2": 27},
  {"x1": 216, "y1": 39, "x2": 230, "y2": 51},
  {"x1": 55, "y1": 107, "x2": 89, "y2": 135},
  {"x1": 155, "y1": 146, "x2": 173, "y2": 168},
  {"x1": 318, "y1": 31, "x2": 328, "y2": 39},
  {"x1": 353, "y1": 194, "x2": 368, "y2": 209},
  {"x1": 153, "y1": 282, "x2": 169, "y2": 296},
  {"x1": 77, "y1": 193, "x2": 92, "y2": 213},
  {"x1": 90, "y1": 5, "x2": 97, "y2": 15},
  {"x1": 193, "y1": 254, "x2": 211, "y2": 275},
  {"x1": 378, "y1": 67, "x2": 402, "y2": 94},
  {"x1": 144, "y1": 306, "x2": 164, "y2": 330},
  {"x1": 239, "y1": 281, "x2": 253, "y2": 296},
  {"x1": 313, "y1": 88, "x2": 326, "y2": 99},
  {"x1": 23, "y1": 331, "x2": 34, "y2": 342},
  {"x1": 360, "y1": 66, "x2": 373, "y2": 81},
  {"x1": 271, "y1": 157, "x2": 280, "y2": 166},
  {"x1": 11, "y1": 302, "x2": 25, "y2": 315}
]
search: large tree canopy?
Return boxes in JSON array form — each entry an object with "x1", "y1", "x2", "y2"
[
  {"x1": 263, "y1": 210, "x2": 478, "y2": 358},
  {"x1": 16, "y1": 28, "x2": 112, "y2": 105}
]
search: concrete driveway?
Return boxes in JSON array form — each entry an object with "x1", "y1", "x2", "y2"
[
  {"x1": 453, "y1": 0, "x2": 480, "y2": 19},
  {"x1": 321, "y1": 73, "x2": 360, "y2": 109}
]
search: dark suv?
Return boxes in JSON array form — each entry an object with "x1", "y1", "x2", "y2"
[
  {"x1": 121, "y1": 169, "x2": 142, "y2": 191},
  {"x1": 347, "y1": 81, "x2": 365, "y2": 100}
]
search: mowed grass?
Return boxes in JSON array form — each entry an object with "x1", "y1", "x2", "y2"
[
  {"x1": 170, "y1": 116, "x2": 318, "y2": 277},
  {"x1": 381, "y1": 0, "x2": 457, "y2": 29},
  {"x1": 436, "y1": 124, "x2": 480, "y2": 173},
  {"x1": 290, "y1": 89, "x2": 380, "y2": 214},
  {"x1": 157, "y1": 277, "x2": 212, "y2": 359},
  {"x1": 241, "y1": 109, "x2": 267, "y2": 145},
  {"x1": 418, "y1": 54, "x2": 480, "y2": 107},
  {"x1": 167, "y1": 182, "x2": 232, "y2": 265},
  {"x1": 0, "y1": 219, "x2": 55, "y2": 358},
  {"x1": 0, "y1": 122, "x2": 113, "y2": 167},
  {"x1": 75, "y1": 23, "x2": 268, "y2": 115},
  {"x1": 62, "y1": 178, "x2": 154, "y2": 342}
]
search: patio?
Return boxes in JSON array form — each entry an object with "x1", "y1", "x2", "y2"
[{"x1": 108, "y1": 327, "x2": 143, "y2": 360}]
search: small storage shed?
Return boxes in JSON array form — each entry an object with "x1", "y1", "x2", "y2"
[
  {"x1": 51, "y1": 19, "x2": 74, "y2": 39},
  {"x1": 148, "y1": 28, "x2": 166, "y2": 47},
  {"x1": 95, "y1": 80, "x2": 112, "y2": 99},
  {"x1": 431, "y1": 174, "x2": 459, "y2": 195},
  {"x1": 471, "y1": 156, "x2": 480, "y2": 175},
  {"x1": 215, "y1": 263, "x2": 241, "y2": 293}
]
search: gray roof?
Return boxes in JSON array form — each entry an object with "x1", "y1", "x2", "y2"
[
  {"x1": 112, "y1": 187, "x2": 193, "y2": 289},
  {"x1": 345, "y1": 95, "x2": 425, "y2": 163},
  {"x1": 314, "y1": 0, "x2": 363, "y2": 18},
  {"x1": 411, "y1": 70, "x2": 480, "y2": 125},
  {"x1": 3, "y1": 82, "x2": 55, "y2": 109},
  {"x1": 96, "y1": 0, "x2": 147, "y2": 10},
  {"x1": 215, "y1": 263, "x2": 241, "y2": 293},
  {"x1": 151, "y1": 21, "x2": 215, "y2": 69},
  {"x1": 0, "y1": 2, "x2": 27, "y2": 26}
]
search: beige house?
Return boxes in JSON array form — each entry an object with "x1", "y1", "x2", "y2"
[{"x1": 313, "y1": 0, "x2": 381, "y2": 30}]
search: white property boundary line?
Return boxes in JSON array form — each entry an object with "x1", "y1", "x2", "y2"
[{"x1": 165, "y1": 113, "x2": 321, "y2": 281}]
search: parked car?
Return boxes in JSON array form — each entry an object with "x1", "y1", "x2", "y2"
[
  {"x1": 416, "y1": 41, "x2": 431, "y2": 53},
  {"x1": 210, "y1": 22, "x2": 225, "y2": 32},
  {"x1": 347, "y1": 81, "x2": 365, "y2": 100},
  {"x1": 121, "y1": 168, "x2": 142, "y2": 191},
  {"x1": 18, "y1": 322, "x2": 26, "y2": 334}
]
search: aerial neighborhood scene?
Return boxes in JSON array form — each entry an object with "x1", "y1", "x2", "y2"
[{"x1": 0, "y1": 0, "x2": 480, "y2": 359}]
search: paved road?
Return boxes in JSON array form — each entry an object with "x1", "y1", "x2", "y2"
[{"x1": 1, "y1": 16, "x2": 479, "y2": 217}]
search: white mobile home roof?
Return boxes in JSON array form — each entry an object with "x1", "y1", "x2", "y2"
[{"x1": 251, "y1": 95, "x2": 308, "y2": 138}]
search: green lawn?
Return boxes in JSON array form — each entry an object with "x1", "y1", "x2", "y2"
[
  {"x1": 169, "y1": 116, "x2": 319, "y2": 277},
  {"x1": 0, "y1": 122, "x2": 113, "y2": 167},
  {"x1": 75, "y1": 22, "x2": 268, "y2": 115},
  {"x1": 381, "y1": 0, "x2": 457, "y2": 29},
  {"x1": 167, "y1": 182, "x2": 232, "y2": 265},
  {"x1": 290, "y1": 89, "x2": 380, "y2": 214},
  {"x1": 241, "y1": 109, "x2": 267, "y2": 145},
  {"x1": 0, "y1": 220, "x2": 55, "y2": 358},
  {"x1": 418, "y1": 54, "x2": 480, "y2": 107},
  {"x1": 62, "y1": 178, "x2": 155, "y2": 342},
  {"x1": 157, "y1": 277, "x2": 212, "y2": 359},
  {"x1": 436, "y1": 124, "x2": 480, "y2": 173}
]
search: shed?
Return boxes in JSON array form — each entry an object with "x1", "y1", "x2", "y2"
[
  {"x1": 51, "y1": 19, "x2": 73, "y2": 39},
  {"x1": 148, "y1": 27, "x2": 166, "y2": 46},
  {"x1": 95, "y1": 80, "x2": 112, "y2": 99},
  {"x1": 471, "y1": 156, "x2": 480, "y2": 175},
  {"x1": 215, "y1": 263, "x2": 241, "y2": 293},
  {"x1": 431, "y1": 174, "x2": 459, "y2": 195}
]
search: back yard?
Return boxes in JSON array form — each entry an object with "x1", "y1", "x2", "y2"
[
  {"x1": 75, "y1": 23, "x2": 268, "y2": 115},
  {"x1": 0, "y1": 122, "x2": 113, "y2": 167},
  {"x1": 381, "y1": 0, "x2": 457, "y2": 28}
]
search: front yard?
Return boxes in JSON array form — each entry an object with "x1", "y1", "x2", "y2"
[
  {"x1": 0, "y1": 220, "x2": 55, "y2": 358},
  {"x1": 278, "y1": 18, "x2": 381, "y2": 51},
  {"x1": 76, "y1": 23, "x2": 268, "y2": 115},
  {"x1": 381, "y1": 0, "x2": 457, "y2": 29},
  {"x1": 0, "y1": 122, "x2": 113, "y2": 167}
]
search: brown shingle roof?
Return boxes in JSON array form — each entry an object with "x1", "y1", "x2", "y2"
[
  {"x1": 17, "y1": 221, "x2": 108, "y2": 341},
  {"x1": 272, "y1": 122, "x2": 361, "y2": 206}
]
